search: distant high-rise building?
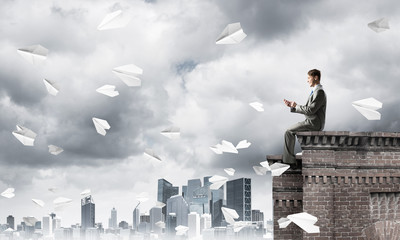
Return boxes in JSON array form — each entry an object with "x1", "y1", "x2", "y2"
[
  {"x1": 166, "y1": 195, "x2": 189, "y2": 229},
  {"x1": 35, "y1": 221, "x2": 41, "y2": 229},
  {"x1": 118, "y1": 221, "x2": 129, "y2": 229},
  {"x1": 210, "y1": 185, "x2": 224, "y2": 227},
  {"x1": 6, "y1": 215, "x2": 14, "y2": 229},
  {"x1": 108, "y1": 207, "x2": 117, "y2": 229},
  {"x1": 182, "y1": 185, "x2": 187, "y2": 199},
  {"x1": 140, "y1": 214, "x2": 150, "y2": 223},
  {"x1": 251, "y1": 209, "x2": 264, "y2": 222},
  {"x1": 200, "y1": 214, "x2": 212, "y2": 232},
  {"x1": 132, "y1": 208, "x2": 140, "y2": 231},
  {"x1": 188, "y1": 212, "x2": 200, "y2": 239},
  {"x1": 53, "y1": 217, "x2": 61, "y2": 231},
  {"x1": 150, "y1": 207, "x2": 163, "y2": 234},
  {"x1": 158, "y1": 178, "x2": 179, "y2": 216},
  {"x1": 42, "y1": 216, "x2": 53, "y2": 236},
  {"x1": 81, "y1": 195, "x2": 95, "y2": 229},
  {"x1": 187, "y1": 179, "x2": 201, "y2": 204},
  {"x1": 227, "y1": 178, "x2": 252, "y2": 221}
]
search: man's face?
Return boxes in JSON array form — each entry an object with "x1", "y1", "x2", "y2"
[{"x1": 307, "y1": 75, "x2": 317, "y2": 87}]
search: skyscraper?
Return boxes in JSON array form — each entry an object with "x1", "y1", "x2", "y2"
[
  {"x1": 132, "y1": 207, "x2": 140, "y2": 231},
  {"x1": 227, "y1": 178, "x2": 252, "y2": 221},
  {"x1": 108, "y1": 207, "x2": 117, "y2": 229},
  {"x1": 158, "y1": 178, "x2": 179, "y2": 216},
  {"x1": 187, "y1": 179, "x2": 201, "y2": 205},
  {"x1": 188, "y1": 212, "x2": 200, "y2": 239},
  {"x1": 81, "y1": 195, "x2": 95, "y2": 229},
  {"x1": 42, "y1": 216, "x2": 52, "y2": 236},
  {"x1": 166, "y1": 195, "x2": 189, "y2": 228},
  {"x1": 210, "y1": 185, "x2": 224, "y2": 227},
  {"x1": 150, "y1": 207, "x2": 163, "y2": 234},
  {"x1": 6, "y1": 215, "x2": 14, "y2": 229}
]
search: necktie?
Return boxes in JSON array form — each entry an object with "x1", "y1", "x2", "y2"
[{"x1": 310, "y1": 90, "x2": 314, "y2": 96}]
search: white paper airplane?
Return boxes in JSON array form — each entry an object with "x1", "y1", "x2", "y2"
[
  {"x1": 155, "y1": 221, "x2": 165, "y2": 228},
  {"x1": 53, "y1": 197, "x2": 72, "y2": 209},
  {"x1": 17, "y1": 44, "x2": 48, "y2": 65},
  {"x1": 137, "y1": 192, "x2": 149, "y2": 202},
  {"x1": 249, "y1": 102, "x2": 264, "y2": 112},
  {"x1": 224, "y1": 168, "x2": 235, "y2": 176},
  {"x1": 253, "y1": 166, "x2": 268, "y2": 176},
  {"x1": 216, "y1": 22, "x2": 247, "y2": 44},
  {"x1": 278, "y1": 217, "x2": 292, "y2": 228},
  {"x1": 112, "y1": 64, "x2": 143, "y2": 87},
  {"x1": 160, "y1": 127, "x2": 180, "y2": 139},
  {"x1": 236, "y1": 140, "x2": 251, "y2": 149},
  {"x1": 209, "y1": 175, "x2": 228, "y2": 190},
  {"x1": 220, "y1": 140, "x2": 238, "y2": 153},
  {"x1": 32, "y1": 199, "x2": 45, "y2": 207},
  {"x1": 279, "y1": 212, "x2": 320, "y2": 234},
  {"x1": 48, "y1": 145, "x2": 63, "y2": 155},
  {"x1": 352, "y1": 97, "x2": 382, "y2": 120},
  {"x1": 23, "y1": 217, "x2": 38, "y2": 227},
  {"x1": 175, "y1": 225, "x2": 189, "y2": 235},
  {"x1": 209, "y1": 145, "x2": 223, "y2": 154},
  {"x1": 97, "y1": 10, "x2": 130, "y2": 30},
  {"x1": 92, "y1": 117, "x2": 111, "y2": 136},
  {"x1": 1, "y1": 188, "x2": 15, "y2": 198},
  {"x1": 43, "y1": 79, "x2": 59, "y2": 96},
  {"x1": 144, "y1": 148, "x2": 162, "y2": 161},
  {"x1": 12, "y1": 125, "x2": 37, "y2": 146},
  {"x1": 156, "y1": 201, "x2": 166, "y2": 208},
  {"x1": 4, "y1": 228, "x2": 13, "y2": 233},
  {"x1": 80, "y1": 189, "x2": 91, "y2": 197},
  {"x1": 368, "y1": 17, "x2": 390, "y2": 33},
  {"x1": 256, "y1": 161, "x2": 290, "y2": 176},
  {"x1": 221, "y1": 207, "x2": 239, "y2": 225},
  {"x1": 96, "y1": 85, "x2": 119, "y2": 97}
]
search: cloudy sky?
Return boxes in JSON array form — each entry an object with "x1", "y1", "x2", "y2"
[{"x1": 1, "y1": 0, "x2": 400, "y2": 228}]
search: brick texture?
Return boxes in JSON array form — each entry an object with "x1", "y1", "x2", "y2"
[{"x1": 271, "y1": 131, "x2": 400, "y2": 240}]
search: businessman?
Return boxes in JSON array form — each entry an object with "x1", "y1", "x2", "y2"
[{"x1": 283, "y1": 69, "x2": 327, "y2": 169}]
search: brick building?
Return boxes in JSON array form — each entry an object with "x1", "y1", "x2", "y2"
[{"x1": 271, "y1": 131, "x2": 400, "y2": 240}]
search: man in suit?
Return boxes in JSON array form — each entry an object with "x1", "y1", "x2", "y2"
[{"x1": 283, "y1": 69, "x2": 327, "y2": 169}]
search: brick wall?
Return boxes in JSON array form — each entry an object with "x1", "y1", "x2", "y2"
[{"x1": 272, "y1": 131, "x2": 400, "y2": 240}]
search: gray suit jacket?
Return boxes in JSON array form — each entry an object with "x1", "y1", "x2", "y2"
[{"x1": 291, "y1": 84, "x2": 327, "y2": 130}]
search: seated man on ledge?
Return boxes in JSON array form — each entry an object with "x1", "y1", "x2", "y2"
[{"x1": 283, "y1": 69, "x2": 327, "y2": 169}]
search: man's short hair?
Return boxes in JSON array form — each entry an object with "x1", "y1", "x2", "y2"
[{"x1": 308, "y1": 69, "x2": 321, "y2": 81}]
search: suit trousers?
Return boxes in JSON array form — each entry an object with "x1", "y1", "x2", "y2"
[{"x1": 283, "y1": 121, "x2": 320, "y2": 164}]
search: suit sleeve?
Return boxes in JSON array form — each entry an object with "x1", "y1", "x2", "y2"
[{"x1": 291, "y1": 90, "x2": 325, "y2": 115}]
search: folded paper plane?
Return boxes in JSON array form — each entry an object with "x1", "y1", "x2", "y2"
[
  {"x1": 1, "y1": 188, "x2": 15, "y2": 198},
  {"x1": 155, "y1": 221, "x2": 165, "y2": 228},
  {"x1": 256, "y1": 161, "x2": 290, "y2": 176},
  {"x1": 17, "y1": 44, "x2": 48, "y2": 65},
  {"x1": 224, "y1": 168, "x2": 235, "y2": 176},
  {"x1": 236, "y1": 140, "x2": 251, "y2": 149},
  {"x1": 161, "y1": 126, "x2": 180, "y2": 139},
  {"x1": 249, "y1": 102, "x2": 264, "y2": 112},
  {"x1": 97, "y1": 10, "x2": 130, "y2": 30},
  {"x1": 96, "y1": 85, "x2": 119, "y2": 97},
  {"x1": 92, "y1": 117, "x2": 111, "y2": 136},
  {"x1": 253, "y1": 166, "x2": 268, "y2": 176},
  {"x1": 48, "y1": 145, "x2": 63, "y2": 155},
  {"x1": 80, "y1": 189, "x2": 91, "y2": 197},
  {"x1": 144, "y1": 148, "x2": 162, "y2": 161},
  {"x1": 137, "y1": 192, "x2": 149, "y2": 202},
  {"x1": 112, "y1": 64, "x2": 143, "y2": 87},
  {"x1": 279, "y1": 212, "x2": 320, "y2": 233},
  {"x1": 32, "y1": 199, "x2": 45, "y2": 207},
  {"x1": 23, "y1": 217, "x2": 38, "y2": 227},
  {"x1": 352, "y1": 97, "x2": 382, "y2": 120},
  {"x1": 175, "y1": 225, "x2": 189, "y2": 235},
  {"x1": 12, "y1": 125, "x2": 37, "y2": 146},
  {"x1": 53, "y1": 197, "x2": 72, "y2": 209},
  {"x1": 216, "y1": 22, "x2": 247, "y2": 44},
  {"x1": 209, "y1": 175, "x2": 228, "y2": 190},
  {"x1": 368, "y1": 17, "x2": 390, "y2": 33},
  {"x1": 43, "y1": 79, "x2": 59, "y2": 96},
  {"x1": 209, "y1": 145, "x2": 223, "y2": 154},
  {"x1": 220, "y1": 140, "x2": 238, "y2": 153},
  {"x1": 156, "y1": 201, "x2": 166, "y2": 208},
  {"x1": 221, "y1": 207, "x2": 239, "y2": 225}
]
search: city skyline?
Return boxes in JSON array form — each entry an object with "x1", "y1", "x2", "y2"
[{"x1": 2, "y1": 0, "x2": 400, "y2": 230}]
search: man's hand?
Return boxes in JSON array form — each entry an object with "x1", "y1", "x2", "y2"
[{"x1": 283, "y1": 99, "x2": 297, "y2": 108}]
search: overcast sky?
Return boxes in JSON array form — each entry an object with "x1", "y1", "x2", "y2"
[{"x1": 1, "y1": 0, "x2": 400, "y2": 228}]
